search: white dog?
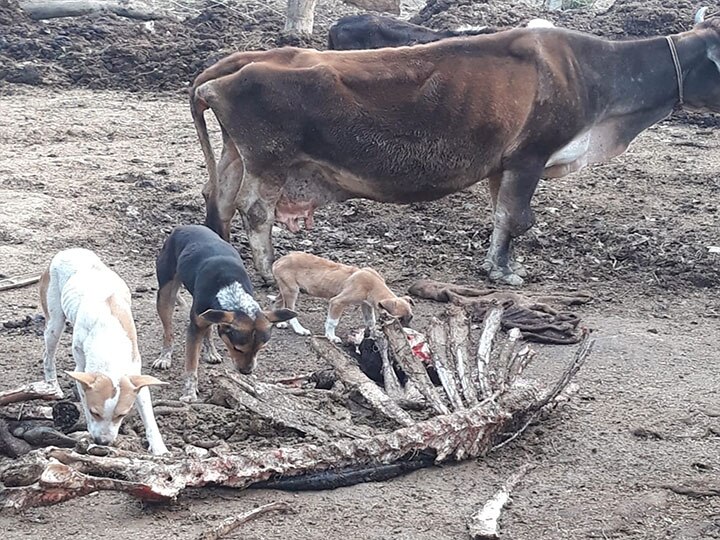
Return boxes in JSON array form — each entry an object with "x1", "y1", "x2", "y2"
[{"x1": 40, "y1": 248, "x2": 168, "y2": 455}]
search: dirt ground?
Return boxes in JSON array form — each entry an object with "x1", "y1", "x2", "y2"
[{"x1": 2, "y1": 0, "x2": 720, "y2": 538}]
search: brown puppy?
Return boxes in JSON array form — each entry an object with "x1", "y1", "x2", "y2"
[{"x1": 272, "y1": 252, "x2": 414, "y2": 343}]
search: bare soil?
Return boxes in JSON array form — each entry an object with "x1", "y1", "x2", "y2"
[{"x1": 1, "y1": 0, "x2": 720, "y2": 538}]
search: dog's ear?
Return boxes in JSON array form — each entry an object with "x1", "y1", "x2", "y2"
[
  {"x1": 65, "y1": 371, "x2": 98, "y2": 389},
  {"x1": 199, "y1": 309, "x2": 235, "y2": 325},
  {"x1": 378, "y1": 299, "x2": 395, "y2": 313},
  {"x1": 402, "y1": 295, "x2": 416, "y2": 307},
  {"x1": 264, "y1": 308, "x2": 297, "y2": 323},
  {"x1": 127, "y1": 374, "x2": 168, "y2": 391}
]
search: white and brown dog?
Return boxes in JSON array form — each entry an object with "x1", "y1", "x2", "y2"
[
  {"x1": 272, "y1": 252, "x2": 414, "y2": 343},
  {"x1": 40, "y1": 248, "x2": 168, "y2": 455}
]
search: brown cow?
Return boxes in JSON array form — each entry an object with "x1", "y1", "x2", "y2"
[{"x1": 190, "y1": 8, "x2": 720, "y2": 286}]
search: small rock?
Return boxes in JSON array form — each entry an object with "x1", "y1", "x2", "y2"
[{"x1": 134, "y1": 179, "x2": 155, "y2": 189}]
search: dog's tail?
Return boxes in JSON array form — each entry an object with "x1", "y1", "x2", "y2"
[{"x1": 38, "y1": 267, "x2": 51, "y2": 318}]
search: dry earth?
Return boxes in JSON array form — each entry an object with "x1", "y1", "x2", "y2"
[{"x1": 1, "y1": 0, "x2": 720, "y2": 538}]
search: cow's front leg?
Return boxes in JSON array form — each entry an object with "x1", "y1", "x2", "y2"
[{"x1": 485, "y1": 167, "x2": 541, "y2": 286}]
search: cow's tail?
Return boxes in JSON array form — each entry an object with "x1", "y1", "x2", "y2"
[
  {"x1": 190, "y1": 84, "x2": 218, "y2": 193},
  {"x1": 189, "y1": 83, "x2": 225, "y2": 237}
]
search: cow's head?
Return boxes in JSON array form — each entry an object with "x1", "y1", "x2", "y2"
[
  {"x1": 200, "y1": 308, "x2": 296, "y2": 374},
  {"x1": 684, "y1": 7, "x2": 720, "y2": 113}
]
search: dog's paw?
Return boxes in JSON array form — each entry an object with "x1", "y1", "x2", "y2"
[
  {"x1": 149, "y1": 442, "x2": 170, "y2": 456},
  {"x1": 203, "y1": 350, "x2": 223, "y2": 365},
  {"x1": 294, "y1": 327, "x2": 312, "y2": 336},
  {"x1": 152, "y1": 355, "x2": 172, "y2": 370},
  {"x1": 45, "y1": 381, "x2": 64, "y2": 399},
  {"x1": 179, "y1": 393, "x2": 197, "y2": 403},
  {"x1": 325, "y1": 334, "x2": 342, "y2": 344},
  {"x1": 276, "y1": 321, "x2": 289, "y2": 329}
]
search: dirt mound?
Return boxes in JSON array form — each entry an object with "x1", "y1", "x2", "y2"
[
  {"x1": 412, "y1": 0, "x2": 544, "y2": 28},
  {"x1": 558, "y1": 0, "x2": 705, "y2": 37},
  {"x1": 412, "y1": 0, "x2": 710, "y2": 36},
  {"x1": 0, "y1": 0, "x2": 335, "y2": 92}
]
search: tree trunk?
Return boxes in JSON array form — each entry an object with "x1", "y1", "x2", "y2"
[{"x1": 284, "y1": 0, "x2": 318, "y2": 35}]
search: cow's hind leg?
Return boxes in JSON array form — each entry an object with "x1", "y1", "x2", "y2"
[
  {"x1": 485, "y1": 174, "x2": 528, "y2": 279},
  {"x1": 204, "y1": 129, "x2": 245, "y2": 241},
  {"x1": 238, "y1": 172, "x2": 280, "y2": 285},
  {"x1": 485, "y1": 166, "x2": 542, "y2": 286}
]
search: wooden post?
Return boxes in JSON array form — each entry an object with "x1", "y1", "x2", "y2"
[{"x1": 285, "y1": 0, "x2": 318, "y2": 35}]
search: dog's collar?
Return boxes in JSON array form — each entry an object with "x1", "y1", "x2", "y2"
[{"x1": 665, "y1": 35, "x2": 684, "y2": 109}]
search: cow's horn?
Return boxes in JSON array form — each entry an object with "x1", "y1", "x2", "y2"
[{"x1": 694, "y1": 6, "x2": 708, "y2": 24}]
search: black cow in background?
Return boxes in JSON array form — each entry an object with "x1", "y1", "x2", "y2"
[{"x1": 327, "y1": 13, "x2": 554, "y2": 50}]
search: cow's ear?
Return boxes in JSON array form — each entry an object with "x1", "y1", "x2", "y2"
[
  {"x1": 199, "y1": 309, "x2": 235, "y2": 325},
  {"x1": 264, "y1": 309, "x2": 297, "y2": 323}
]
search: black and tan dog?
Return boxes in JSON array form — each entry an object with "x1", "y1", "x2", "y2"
[{"x1": 152, "y1": 225, "x2": 295, "y2": 401}]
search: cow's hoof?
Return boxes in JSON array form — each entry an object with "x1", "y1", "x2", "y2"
[
  {"x1": 483, "y1": 260, "x2": 528, "y2": 280},
  {"x1": 489, "y1": 269, "x2": 525, "y2": 287},
  {"x1": 152, "y1": 355, "x2": 172, "y2": 370}
]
